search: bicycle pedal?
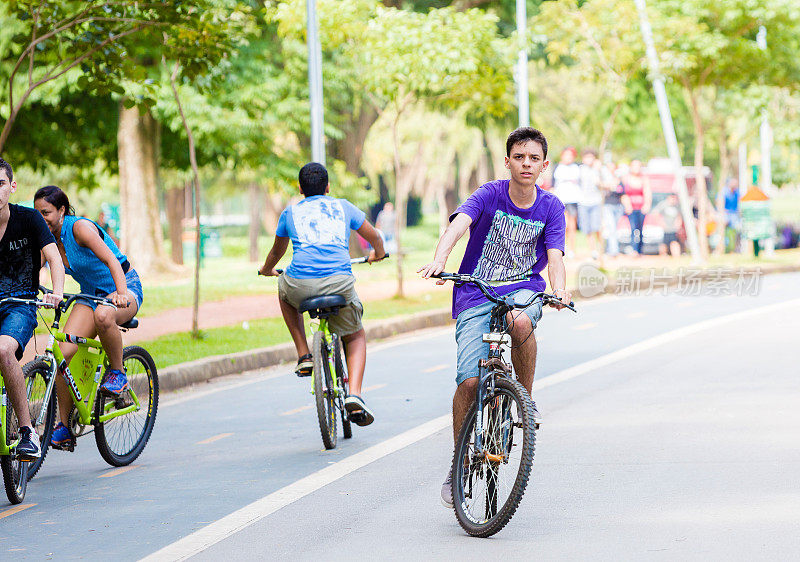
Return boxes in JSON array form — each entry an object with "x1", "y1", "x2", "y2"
[
  {"x1": 295, "y1": 370, "x2": 312, "y2": 378},
  {"x1": 52, "y1": 440, "x2": 76, "y2": 452},
  {"x1": 348, "y1": 411, "x2": 366, "y2": 424}
]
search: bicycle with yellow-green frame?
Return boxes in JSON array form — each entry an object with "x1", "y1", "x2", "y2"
[
  {"x1": 0, "y1": 296, "x2": 54, "y2": 504},
  {"x1": 23, "y1": 288, "x2": 158, "y2": 479}
]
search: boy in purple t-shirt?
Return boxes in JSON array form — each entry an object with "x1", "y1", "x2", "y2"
[{"x1": 418, "y1": 127, "x2": 572, "y2": 508}]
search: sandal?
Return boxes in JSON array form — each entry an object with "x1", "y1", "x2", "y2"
[
  {"x1": 295, "y1": 354, "x2": 313, "y2": 377},
  {"x1": 344, "y1": 395, "x2": 375, "y2": 427}
]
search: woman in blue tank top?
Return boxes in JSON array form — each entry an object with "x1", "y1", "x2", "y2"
[{"x1": 34, "y1": 186, "x2": 143, "y2": 448}]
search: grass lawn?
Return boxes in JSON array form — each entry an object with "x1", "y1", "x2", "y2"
[{"x1": 141, "y1": 290, "x2": 452, "y2": 368}]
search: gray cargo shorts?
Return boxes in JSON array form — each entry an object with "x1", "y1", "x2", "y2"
[{"x1": 278, "y1": 274, "x2": 364, "y2": 336}]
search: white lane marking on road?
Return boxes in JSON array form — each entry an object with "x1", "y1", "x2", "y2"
[
  {"x1": 197, "y1": 433, "x2": 233, "y2": 445},
  {"x1": 626, "y1": 311, "x2": 647, "y2": 319},
  {"x1": 279, "y1": 405, "x2": 313, "y2": 417},
  {"x1": 143, "y1": 298, "x2": 800, "y2": 560},
  {"x1": 677, "y1": 301, "x2": 692, "y2": 308},
  {"x1": 422, "y1": 364, "x2": 449, "y2": 373},
  {"x1": 98, "y1": 465, "x2": 140, "y2": 478},
  {"x1": 574, "y1": 322, "x2": 598, "y2": 331},
  {"x1": 140, "y1": 415, "x2": 452, "y2": 561},
  {"x1": 0, "y1": 504, "x2": 36, "y2": 520},
  {"x1": 534, "y1": 298, "x2": 800, "y2": 392}
]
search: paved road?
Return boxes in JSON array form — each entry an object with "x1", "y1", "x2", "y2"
[{"x1": 2, "y1": 272, "x2": 798, "y2": 560}]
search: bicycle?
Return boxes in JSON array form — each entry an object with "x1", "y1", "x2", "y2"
[
  {"x1": 0, "y1": 297, "x2": 54, "y2": 504},
  {"x1": 260, "y1": 255, "x2": 388, "y2": 450},
  {"x1": 24, "y1": 288, "x2": 158, "y2": 479},
  {"x1": 433, "y1": 272, "x2": 576, "y2": 537}
]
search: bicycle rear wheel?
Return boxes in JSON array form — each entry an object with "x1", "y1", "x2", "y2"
[
  {"x1": 94, "y1": 346, "x2": 159, "y2": 467},
  {"x1": 313, "y1": 331, "x2": 337, "y2": 450},
  {"x1": 332, "y1": 335, "x2": 352, "y2": 439},
  {"x1": 2, "y1": 402, "x2": 29, "y2": 504},
  {"x1": 452, "y1": 376, "x2": 536, "y2": 537},
  {"x1": 24, "y1": 359, "x2": 56, "y2": 480}
]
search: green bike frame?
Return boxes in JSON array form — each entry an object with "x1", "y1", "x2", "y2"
[
  {"x1": 40, "y1": 331, "x2": 142, "y2": 426},
  {"x1": 309, "y1": 318, "x2": 344, "y2": 400}
]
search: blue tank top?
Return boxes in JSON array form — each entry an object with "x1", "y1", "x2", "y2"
[{"x1": 61, "y1": 215, "x2": 129, "y2": 296}]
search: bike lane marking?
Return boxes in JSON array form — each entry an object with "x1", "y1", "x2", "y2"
[
  {"x1": 422, "y1": 363, "x2": 450, "y2": 373},
  {"x1": 142, "y1": 298, "x2": 800, "y2": 561},
  {"x1": 197, "y1": 433, "x2": 234, "y2": 445},
  {"x1": 0, "y1": 503, "x2": 36, "y2": 520},
  {"x1": 98, "y1": 465, "x2": 140, "y2": 478}
]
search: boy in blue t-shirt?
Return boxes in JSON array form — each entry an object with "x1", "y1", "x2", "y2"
[{"x1": 259, "y1": 163, "x2": 385, "y2": 426}]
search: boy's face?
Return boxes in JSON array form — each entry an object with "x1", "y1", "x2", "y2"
[
  {"x1": 0, "y1": 170, "x2": 16, "y2": 209},
  {"x1": 505, "y1": 140, "x2": 548, "y2": 188}
]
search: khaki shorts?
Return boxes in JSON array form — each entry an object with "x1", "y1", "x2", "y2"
[{"x1": 278, "y1": 274, "x2": 364, "y2": 336}]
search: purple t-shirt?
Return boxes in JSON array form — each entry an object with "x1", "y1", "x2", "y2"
[{"x1": 451, "y1": 180, "x2": 566, "y2": 319}]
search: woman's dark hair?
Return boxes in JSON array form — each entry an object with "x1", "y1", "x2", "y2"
[
  {"x1": 34, "y1": 185, "x2": 75, "y2": 215},
  {"x1": 298, "y1": 162, "x2": 328, "y2": 197},
  {"x1": 506, "y1": 127, "x2": 548, "y2": 159}
]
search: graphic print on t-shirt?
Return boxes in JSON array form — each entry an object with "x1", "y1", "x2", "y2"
[
  {"x1": 473, "y1": 210, "x2": 544, "y2": 281},
  {"x1": 293, "y1": 199, "x2": 346, "y2": 246},
  {"x1": 0, "y1": 235, "x2": 33, "y2": 296}
]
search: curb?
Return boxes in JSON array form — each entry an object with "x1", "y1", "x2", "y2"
[
  {"x1": 158, "y1": 308, "x2": 453, "y2": 393},
  {"x1": 158, "y1": 262, "x2": 799, "y2": 394}
]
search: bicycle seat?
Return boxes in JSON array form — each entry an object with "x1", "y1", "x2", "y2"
[
  {"x1": 119, "y1": 318, "x2": 139, "y2": 330},
  {"x1": 299, "y1": 295, "x2": 347, "y2": 319}
]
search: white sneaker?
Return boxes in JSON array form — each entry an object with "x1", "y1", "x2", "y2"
[{"x1": 441, "y1": 468, "x2": 453, "y2": 509}]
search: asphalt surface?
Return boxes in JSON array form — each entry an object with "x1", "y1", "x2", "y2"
[{"x1": 2, "y1": 271, "x2": 798, "y2": 560}]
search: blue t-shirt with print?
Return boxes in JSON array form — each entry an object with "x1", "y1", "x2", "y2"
[{"x1": 276, "y1": 195, "x2": 366, "y2": 279}]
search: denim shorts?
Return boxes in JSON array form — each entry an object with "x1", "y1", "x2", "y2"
[
  {"x1": 454, "y1": 289, "x2": 544, "y2": 386},
  {"x1": 77, "y1": 269, "x2": 144, "y2": 311},
  {"x1": 0, "y1": 301, "x2": 38, "y2": 360}
]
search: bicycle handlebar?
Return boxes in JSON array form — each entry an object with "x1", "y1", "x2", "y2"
[
  {"x1": 0, "y1": 296, "x2": 54, "y2": 309},
  {"x1": 39, "y1": 285, "x2": 118, "y2": 312},
  {"x1": 430, "y1": 272, "x2": 576, "y2": 312},
  {"x1": 258, "y1": 254, "x2": 391, "y2": 277}
]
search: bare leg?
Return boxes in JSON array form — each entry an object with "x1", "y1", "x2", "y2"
[
  {"x1": 341, "y1": 329, "x2": 366, "y2": 396},
  {"x1": 94, "y1": 305, "x2": 125, "y2": 371},
  {"x1": 279, "y1": 298, "x2": 309, "y2": 358},
  {"x1": 0, "y1": 336, "x2": 32, "y2": 428},
  {"x1": 56, "y1": 304, "x2": 96, "y2": 425},
  {"x1": 670, "y1": 240, "x2": 681, "y2": 257},
  {"x1": 507, "y1": 310, "x2": 537, "y2": 394},
  {"x1": 452, "y1": 377, "x2": 478, "y2": 442}
]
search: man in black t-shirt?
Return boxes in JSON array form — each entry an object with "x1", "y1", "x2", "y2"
[{"x1": 0, "y1": 158, "x2": 64, "y2": 460}]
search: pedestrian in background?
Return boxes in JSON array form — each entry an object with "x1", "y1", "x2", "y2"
[
  {"x1": 551, "y1": 146, "x2": 581, "y2": 258},
  {"x1": 600, "y1": 159, "x2": 625, "y2": 258},
  {"x1": 621, "y1": 159, "x2": 652, "y2": 256},
  {"x1": 577, "y1": 149, "x2": 603, "y2": 260}
]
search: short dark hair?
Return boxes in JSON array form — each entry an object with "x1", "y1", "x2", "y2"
[
  {"x1": 34, "y1": 185, "x2": 75, "y2": 215},
  {"x1": 506, "y1": 127, "x2": 548, "y2": 159},
  {"x1": 0, "y1": 158, "x2": 13, "y2": 182},
  {"x1": 298, "y1": 162, "x2": 328, "y2": 197}
]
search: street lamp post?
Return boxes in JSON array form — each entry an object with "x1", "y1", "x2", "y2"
[
  {"x1": 633, "y1": 0, "x2": 701, "y2": 261},
  {"x1": 516, "y1": 0, "x2": 529, "y2": 127},
  {"x1": 306, "y1": 0, "x2": 325, "y2": 165}
]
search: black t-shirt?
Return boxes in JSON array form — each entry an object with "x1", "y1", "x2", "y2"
[{"x1": 0, "y1": 204, "x2": 56, "y2": 298}]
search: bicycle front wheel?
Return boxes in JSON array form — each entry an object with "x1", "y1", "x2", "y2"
[
  {"x1": 94, "y1": 346, "x2": 159, "y2": 467},
  {"x1": 452, "y1": 376, "x2": 536, "y2": 537},
  {"x1": 313, "y1": 331, "x2": 337, "y2": 449},
  {"x1": 332, "y1": 334, "x2": 352, "y2": 440},
  {"x1": 2, "y1": 402, "x2": 29, "y2": 504},
  {"x1": 24, "y1": 359, "x2": 56, "y2": 480}
]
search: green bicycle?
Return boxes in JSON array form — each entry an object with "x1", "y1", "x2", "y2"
[
  {"x1": 24, "y1": 289, "x2": 158, "y2": 478},
  {"x1": 1, "y1": 296, "x2": 53, "y2": 504}
]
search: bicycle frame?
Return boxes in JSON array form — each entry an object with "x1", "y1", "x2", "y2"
[
  {"x1": 308, "y1": 317, "x2": 345, "y2": 401},
  {"x1": 34, "y1": 322, "x2": 143, "y2": 431},
  {"x1": 0, "y1": 378, "x2": 19, "y2": 456}
]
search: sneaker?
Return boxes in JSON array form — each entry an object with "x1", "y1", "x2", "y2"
[
  {"x1": 531, "y1": 400, "x2": 542, "y2": 425},
  {"x1": 100, "y1": 369, "x2": 129, "y2": 397},
  {"x1": 344, "y1": 395, "x2": 374, "y2": 427},
  {"x1": 294, "y1": 354, "x2": 313, "y2": 377},
  {"x1": 16, "y1": 426, "x2": 41, "y2": 461},
  {"x1": 441, "y1": 468, "x2": 453, "y2": 509},
  {"x1": 51, "y1": 422, "x2": 74, "y2": 449}
]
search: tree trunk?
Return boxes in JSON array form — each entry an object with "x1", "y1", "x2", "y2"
[
  {"x1": 117, "y1": 101, "x2": 170, "y2": 273},
  {"x1": 599, "y1": 101, "x2": 623, "y2": 156},
  {"x1": 686, "y1": 89, "x2": 709, "y2": 257},
  {"x1": 248, "y1": 183, "x2": 261, "y2": 262},
  {"x1": 165, "y1": 186, "x2": 185, "y2": 265},
  {"x1": 714, "y1": 119, "x2": 731, "y2": 255},
  {"x1": 331, "y1": 104, "x2": 379, "y2": 175},
  {"x1": 482, "y1": 132, "x2": 495, "y2": 180}
]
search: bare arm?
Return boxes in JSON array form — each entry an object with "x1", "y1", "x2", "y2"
[
  {"x1": 418, "y1": 213, "x2": 472, "y2": 283},
  {"x1": 259, "y1": 236, "x2": 290, "y2": 276},
  {"x1": 546, "y1": 248, "x2": 572, "y2": 310},
  {"x1": 355, "y1": 220, "x2": 386, "y2": 262},
  {"x1": 74, "y1": 220, "x2": 129, "y2": 307},
  {"x1": 41, "y1": 242, "x2": 65, "y2": 306}
]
